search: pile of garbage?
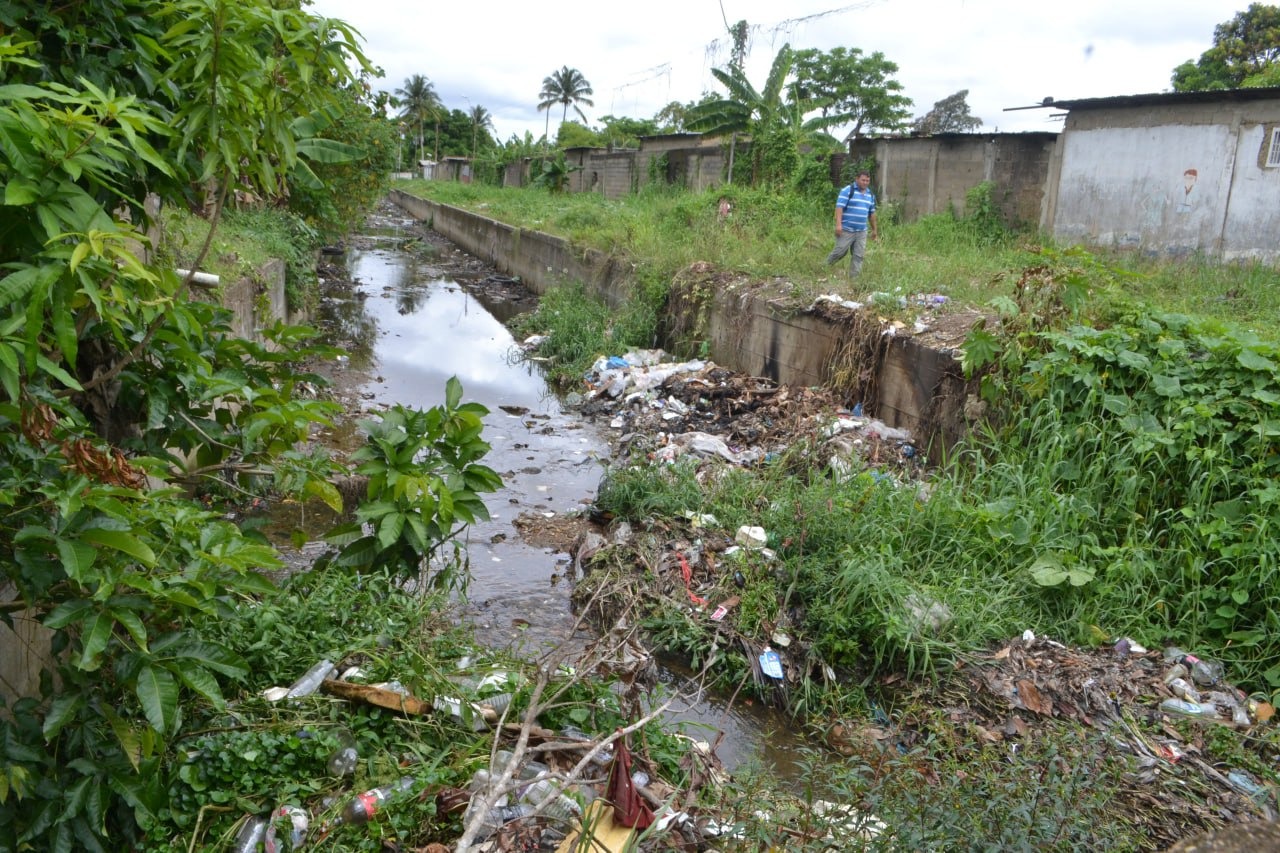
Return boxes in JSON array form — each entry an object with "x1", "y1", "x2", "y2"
[
  {"x1": 937, "y1": 632, "x2": 1278, "y2": 835},
  {"x1": 549, "y1": 345, "x2": 926, "y2": 478},
  {"x1": 219, "y1": 639, "x2": 875, "y2": 852}
]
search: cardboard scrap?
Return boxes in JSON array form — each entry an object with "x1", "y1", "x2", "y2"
[
  {"x1": 319, "y1": 680, "x2": 499, "y2": 726},
  {"x1": 320, "y1": 679, "x2": 430, "y2": 714},
  {"x1": 554, "y1": 800, "x2": 636, "y2": 853}
]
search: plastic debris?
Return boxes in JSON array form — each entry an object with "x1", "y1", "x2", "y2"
[{"x1": 759, "y1": 647, "x2": 784, "y2": 679}]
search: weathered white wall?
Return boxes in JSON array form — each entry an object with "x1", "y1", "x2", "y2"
[
  {"x1": 1050, "y1": 101, "x2": 1280, "y2": 263},
  {"x1": 1223, "y1": 123, "x2": 1280, "y2": 260}
]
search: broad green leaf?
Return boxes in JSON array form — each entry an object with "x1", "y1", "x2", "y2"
[
  {"x1": 294, "y1": 136, "x2": 362, "y2": 164},
  {"x1": 1151, "y1": 374, "x2": 1182, "y2": 396},
  {"x1": 75, "y1": 611, "x2": 113, "y2": 671},
  {"x1": 176, "y1": 664, "x2": 225, "y2": 710},
  {"x1": 79, "y1": 529, "x2": 156, "y2": 567},
  {"x1": 161, "y1": 639, "x2": 248, "y2": 679},
  {"x1": 3, "y1": 175, "x2": 39, "y2": 205},
  {"x1": 55, "y1": 538, "x2": 97, "y2": 582},
  {"x1": 135, "y1": 665, "x2": 178, "y2": 735},
  {"x1": 1238, "y1": 348, "x2": 1277, "y2": 371},
  {"x1": 1029, "y1": 554, "x2": 1068, "y2": 587},
  {"x1": 44, "y1": 599, "x2": 92, "y2": 629},
  {"x1": 445, "y1": 375, "x2": 463, "y2": 409},
  {"x1": 109, "y1": 606, "x2": 149, "y2": 652},
  {"x1": 42, "y1": 694, "x2": 84, "y2": 741},
  {"x1": 304, "y1": 477, "x2": 344, "y2": 512},
  {"x1": 102, "y1": 706, "x2": 143, "y2": 773}
]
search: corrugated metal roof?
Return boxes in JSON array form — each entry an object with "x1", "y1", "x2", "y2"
[{"x1": 1034, "y1": 87, "x2": 1280, "y2": 111}]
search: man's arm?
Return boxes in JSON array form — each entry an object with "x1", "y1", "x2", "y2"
[
  {"x1": 869, "y1": 210, "x2": 879, "y2": 239},
  {"x1": 834, "y1": 205, "x2": 844, "y2": 232}
]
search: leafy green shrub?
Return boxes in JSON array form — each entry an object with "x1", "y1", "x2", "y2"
[
  {"x1": 322, "y1": 381, "x2": 503, "y2": 587},
  {"x1": 964, "y1": 180, "x2": 1009, "y2": 246}
]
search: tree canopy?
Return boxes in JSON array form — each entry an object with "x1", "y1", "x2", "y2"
[
  {"x1": 912, "y1": 89, "x2": 983, "y2": 135},
  {"x1": 396, "y1": 73, "x2": 443, "y2": 160},
  {"x1": 1172, "y1": 3, "x2": 1280, "y2": 90},
  {"x1": 791, "y1": 46, "x2": 913, "y2": 138},
  {"x1": 538, "y1": 65, "x2": 595, "y2": 146}
]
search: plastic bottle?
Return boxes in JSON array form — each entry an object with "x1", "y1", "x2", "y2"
[
  {"x1": 285, "y1": 659, "x2": 336, "y2": 699},
  {"x1": 520, "y1": 777, "x2": 582, "y2": 822},
  {"x1": 1183, "y1": 655, "x2": 1225, "y2": 687},
  {"x1": 327, "y1": 733, "x2": 358, "y2": 777},
  {"x1": 1159, "y1": 698, "x2": 1223, "y2": 721},
  {"x1": 263, "y1": 805, "x2": 308, "y2": 852},
  {"x1": 1166, "y1": 677, "x2": 1201, "y2": 704},
  {"x1": 494, "y1": 749, "x2": 549, "y2": 779},
  {"x1": 1162, "y1": 647, "x2": 1224, "y2": 686},
  {"x1": 340, "y1": 777, "x2": 417, "y2": 826},
  {"x1": 231, "y1": 814, "x2": 268, "y2": 853}
]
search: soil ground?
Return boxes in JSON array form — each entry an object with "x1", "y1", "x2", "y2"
[{"x1": 305, "y1": 206, "x2": 1277, "y2": 851}]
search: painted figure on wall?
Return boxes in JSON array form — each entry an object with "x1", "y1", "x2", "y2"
[{"x1": 1176, "y1": 168, "x2": 1198, "y2": 213}]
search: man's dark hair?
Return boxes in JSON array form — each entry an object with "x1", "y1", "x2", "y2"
[{"x1": 857, "y1": 170, "x2": 871, "y2": 178}]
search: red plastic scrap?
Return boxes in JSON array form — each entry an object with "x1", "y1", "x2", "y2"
[
  {"x1": 607, "y1": 732, "x2": 655, "y2": 829},
  {"x1": 677, "y1": 552, "x2": 708, "y2": 607}
]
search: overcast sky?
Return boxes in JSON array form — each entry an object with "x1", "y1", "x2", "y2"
[{"x1": 306, "y1": 0, "x2": 1246, "y2": 142}]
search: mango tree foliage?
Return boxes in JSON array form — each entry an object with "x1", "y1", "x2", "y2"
[
  {"x1": 0, "y1": 2, "x2": 392, "y2": 848},
  {"x1": 792, "y1": 46, "x2": 913, "y2": 139},
  {"x1": 1172, "y1": 2, "x2": 1280, "y2": 90}
]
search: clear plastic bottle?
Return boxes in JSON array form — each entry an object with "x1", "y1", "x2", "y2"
[
  {"x1": 263, "y1": 805, "x2": 308, "y2": 852},
  {"x1": 1163, "y1": 647, "x2": 1224, "y2": 686},
  {"x1": 1167, "y1": 677, "x2": 1201, "y2": 704},
  {"x1": 326, "y1": 730, "x2": 358, "y2": 776},
  {"x1": 494, "y1": 749, "x2": 549, "y2": 779},
  {"x1": 1184, "y1": 655, "x2": 1225, "y2": 687},
  {"x1": 1160, "y1": 698, "x2": 1222, "y2": 721},
  {"x1": 520, "y1": 777, "x2": 582, "y2": 822},
  {"x1": 285, "y1": 659, "x2": 336, "y2": 699},
  {"x1": 231, "y1": 814, "x2": 268, "y2": 853},
  {"x1": 340, "y1": 777, "x2": 417, "y2": 826}
]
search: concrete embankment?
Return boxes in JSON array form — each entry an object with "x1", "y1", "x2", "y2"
[{"x1": 389, "y1": 188, "x2": 978, "y2": 452}]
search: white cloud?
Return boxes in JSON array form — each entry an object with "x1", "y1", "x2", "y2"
[{"x1": 308, "y1": 0, "x2": 1245, "y2": 140}]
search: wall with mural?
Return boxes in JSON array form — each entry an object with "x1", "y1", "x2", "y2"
[{"x1": 1047, "y1": 98, "x2": 1280, "y2": 263}]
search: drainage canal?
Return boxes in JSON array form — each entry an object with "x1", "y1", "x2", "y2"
[{"x1": 286, "y1": 204, "x2": 817, "y2": 780}]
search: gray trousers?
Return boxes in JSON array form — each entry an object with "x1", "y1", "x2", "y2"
[{"x1": 826, "y1": 229, "x2": 868, "y2": 277}]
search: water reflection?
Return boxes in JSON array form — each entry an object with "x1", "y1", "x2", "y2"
[{"x1": 308, "y1": 209, "x2": 820, "y2": 779}]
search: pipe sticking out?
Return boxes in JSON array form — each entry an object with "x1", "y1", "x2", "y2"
[{"x1": 176, "y1": 268, "x2": 220, "y2": 286}]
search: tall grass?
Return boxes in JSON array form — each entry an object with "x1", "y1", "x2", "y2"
[{"x1": 397, "y1": 177, "x2": 1279, "y2": 337}]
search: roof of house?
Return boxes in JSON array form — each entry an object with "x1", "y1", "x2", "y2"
[{"x1": 1035, "y1": 86, "x2": 1280, "y2": 111}]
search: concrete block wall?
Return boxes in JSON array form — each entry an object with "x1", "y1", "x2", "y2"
[{"x1": 851, "y1": 134, "x2": 1056, "y2": 227}]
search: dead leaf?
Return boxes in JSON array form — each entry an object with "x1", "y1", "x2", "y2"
[{"x1": 1016, "y1": 679, "x2": 1054, "y2": 716}]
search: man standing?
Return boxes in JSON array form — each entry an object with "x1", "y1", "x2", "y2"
[{"x1": 826, "y1": 170, "x2": 879, "y2": 278}]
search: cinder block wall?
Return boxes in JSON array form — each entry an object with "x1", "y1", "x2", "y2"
[{"x1": 851, "y1": 134, "x2": 1056, "y2": 227}]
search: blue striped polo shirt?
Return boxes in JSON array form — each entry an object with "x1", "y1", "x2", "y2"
[{"x1": 836, "y1": 185, "x2": 876, "y2": 232}]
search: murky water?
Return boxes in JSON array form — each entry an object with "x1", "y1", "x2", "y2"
[{"x1": 302, "y1": 207, "x2": 818, "y2": 778}]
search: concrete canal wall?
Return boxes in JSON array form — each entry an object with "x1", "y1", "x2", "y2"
[{"x1": 390, "y1": 189, "x2": 973, "y2": 450}]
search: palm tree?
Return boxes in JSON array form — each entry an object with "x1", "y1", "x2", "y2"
[
  {"x1": 537, "y1": 66, "x2": 593, "y2": 151},
  {"x1": 394, "y1": 74, "x2": 441, "y2": 163},
  {"x1": 468, "y1": 105, "x2": 494, "y2": 159}
]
